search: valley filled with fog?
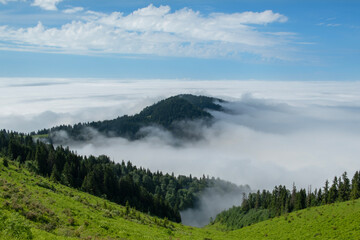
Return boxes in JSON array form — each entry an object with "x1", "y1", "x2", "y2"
[
  {"x1": 1, "y1": 78, "x2": 360, "y2": 226},
  {"x1": 2, "y1": 78, "x2": 360, "y2": 190}
]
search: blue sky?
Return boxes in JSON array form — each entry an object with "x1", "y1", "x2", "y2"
[{"x1": 0, "y1": 0, "x2": 359, "y2": 80}]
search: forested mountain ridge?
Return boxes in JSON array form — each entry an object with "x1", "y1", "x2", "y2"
[{"x1": 37, "y1": 94, "x2": 225, "y2": 142}]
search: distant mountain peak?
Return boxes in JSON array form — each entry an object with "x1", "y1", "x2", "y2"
[{"x1": 42, "y1": 94, "x2": 225, "y2": 142}]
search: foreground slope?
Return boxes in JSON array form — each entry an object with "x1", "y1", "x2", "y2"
[
  {"x1": 0, "y1": 158, "x2": 228, "y2": 240},
  {"x1": 209, "y1": 200, "x2": 360, "y2": 240},
  {"x1": 1, "y1": 158, "x2": 360, "y2": 239}
]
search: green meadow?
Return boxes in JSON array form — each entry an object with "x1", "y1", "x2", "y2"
[{"x1": 1, "y1": 158, "x2": 360, "y2": 240}]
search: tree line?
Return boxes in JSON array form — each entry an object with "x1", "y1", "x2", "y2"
[
  {"x1": 0, "y1": 129, "x2": 226, "y2": 222},
  {"x1": 214, "y1": 171, "x2": 360, "y2": 229}
]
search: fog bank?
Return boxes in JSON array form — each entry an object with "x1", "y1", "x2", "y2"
[
  {"x1": 1, "y1": 78, "x2": 360, "y2": 200},
  {"x1": 180, "y1": 182, "x2": 251, "y2": 227}
]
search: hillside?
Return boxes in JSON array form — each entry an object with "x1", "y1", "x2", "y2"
[
  {"x1": 2, "y1": 158, "x2": 360, "y2": 239},
  {"x1": 39, "y1": 94, "x2": 225, "y2": 142},
  {"x1": 0, "y1": 157, "x2": 213, "y2": 239},
  {"x1": 209, "y1": 199, "x2": 360, "y2": 240},
  {"x1": 1, "y1": 130, "x2": 252, "y2": 224},
  {"x1": 212, "y1": 171, "x2": 360, "y2": 231}
]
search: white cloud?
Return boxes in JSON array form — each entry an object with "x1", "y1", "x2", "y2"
[
  {"x1": 63, "y1": 7, "x2": 84, "y2": 14},
  {"x1": 317, "y1": 22, "x2": 341, "y2": 27},
  {"x1": 31, "y1": 0, "x2": 62, "y2": 11},
  {"x1": 0, "y1": 0, "x2": 24, "y2": 4},
  {"x1": 326, "y1": 23, "x2": 341, "y2": 27},
  {"x1": 0, "y1": 4, "x2": 293, "y2": 59},
  {"x1": 1, "y1": 78, "x2": 360, "y2": 193},
  {"x1": 3, "y1": 78, "x2": 359, "y2": 226},
  {"x1": 209, "y1": 10, "x2": 287, "y2": 25}
]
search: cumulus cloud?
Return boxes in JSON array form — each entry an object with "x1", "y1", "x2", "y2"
[
  {"x1": 0, "y1": 4, "x2": 293, "y2": 59},
  {"x1": 31, "y1": 0, "x2": 62, "y2": 10},
  {"x1": 0, "y1": 0, "x2": 61, "y2": 10}
]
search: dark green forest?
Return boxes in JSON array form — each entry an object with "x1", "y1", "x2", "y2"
[
  {"x1": 36, "y1": 94, "x2": 225, "y2": 142},
  {"x1": 0, "y1": 129, "x2": 245, "y2": 223},
  {"x1": 2, "y1": 128, "x2": 359, "y2": 228},
  {"x1": 3, "y1": 94, "x2": 359, "y2": 229},
  {"x1": 213, "y1": 171, "x2": 360, "y2": 230}
]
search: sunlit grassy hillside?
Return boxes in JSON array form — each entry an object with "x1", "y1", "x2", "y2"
[
  {"x1": 208, "y1": 196, "x2": 360, "y2": 240},
  {"x1": 1, "y1": 157, "x2": 360, "y2": 240},
  {"x1": 0, "y1": 158, "x2": 229, "y2": 240}
]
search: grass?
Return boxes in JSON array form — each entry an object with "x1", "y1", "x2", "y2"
[
  {"x1": 1, "y1": 157, "x2": 360, "y2": 239},
  {"x1": 207, "y1": 199, "x2": 360, "y2": 239}
]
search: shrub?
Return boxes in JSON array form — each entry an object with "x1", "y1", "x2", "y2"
[
  {"x1": 36, "y1": 181, "x2": 56, "y2": 191},
  {"x1": 25, "y1": 211, "x2": 39, "y2": 221},
  {"x1": 3, "y1": 158, "x2": 8, "y2": 167},
  {"x1": 103, "y1": 210, "x2": 113, "y2": 218},
  {"x1": 68, "y1": 217, "x2": 77, "y2": 226},
  {"x1": 1, "y1": 213, "x2": 33, "y2": 239},
  {"x1": 41, "y1": 222, "x2": 57, "y2": 232}
]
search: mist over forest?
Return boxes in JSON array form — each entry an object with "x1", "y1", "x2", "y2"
[
  {"x1": 1, "y1": 79, "x2": 360, "y2": 190},
  {"x1": 1, "y1": 78, "x2": 360, "y2": 226}
]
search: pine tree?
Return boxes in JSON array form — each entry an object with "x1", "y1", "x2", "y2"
[
  {"x1": 295, "y1": 189, "x2": 306, "y2": 210},
  {"x1": 241, "y1": 192, "x2": 250, "y2": 212},
  {"x1": 61, "y1": 162, "x2": 73, "y2": 187},
  {"x1": 289, "y1": 183, "x2": 297, "y2": 212},
  {"x1": 338, "y1": 172, "x2": 350, "y2": 201},
  {"x1": 328, "y1": 176, "x2": 338, "y2": 203},
  {"x1": 351, "y1": 171, "x2": 360, "y2": 200},
  {"x1": 103, "y1": 167, "x2": 117, "y2": 200},
  {"x1": 50, "y1": 165, "x2": 61, "y2": 182},
  {"x1": 35, "y1": 144, "x2": 48, "y2": 176},
  {"x1": 255, "y1": 190, "x2": 261, "y2": 209},
  {"x1": 323, "y1": 179, "x2": 329, "y2": 204},
  {"x1": 317, "y1": 188, "x2": 322, "y2": 205}
]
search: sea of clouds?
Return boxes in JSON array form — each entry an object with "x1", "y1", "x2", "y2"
[{"x1": 1, "y1": 78, "x2": 360, "y2": 225}]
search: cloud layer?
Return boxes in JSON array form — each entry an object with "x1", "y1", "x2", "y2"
[
  {"x1": 0, "y1": 4, "x2": 293, "y2": 59},
  {"x1": 1, "y1": 78, "x2": 360, "y2": 193}
]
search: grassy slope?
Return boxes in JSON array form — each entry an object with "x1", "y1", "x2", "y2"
[
  {"x1": 1, "y1": 157, "x2": 360, "y2": 240},
  {"x1": 208, "y1": 200, "x2": 360, "y2": 240},
  {"x1": 0, "y1": 158, "x2": 227, "y2": 240}
]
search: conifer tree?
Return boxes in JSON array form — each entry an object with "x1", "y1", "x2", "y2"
[
  {"x1": 351, "y1": 171, "x2": 360, "y2": 200},
  {"x1": 328, "y1": 176, "x2": 338, "y2": 203},
  {"x1": 50, "y1": 165, "x2": 61, "y2": 182},
  {"x1": 35, "y1": 143, "x2": 48, "y2": 176},
  {"x1": 338, "y1": 172, "x2": 350, "y2": 201},
  {"x1": 61, "y1": 162, "x2": 74, "y2": 187},
  {"x1": 323, "y1": 180, "x2": 329, "y2": 204}
]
